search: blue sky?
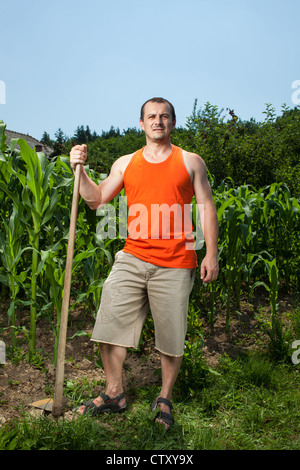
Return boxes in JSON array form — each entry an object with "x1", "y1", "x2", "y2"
[{"x1": 1, "y1": 0, "x2": 299, "y2": 141}]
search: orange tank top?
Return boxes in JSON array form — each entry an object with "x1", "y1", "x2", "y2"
[{"x1": 122, "y1": 145, "x2": 198, "y2": 268}]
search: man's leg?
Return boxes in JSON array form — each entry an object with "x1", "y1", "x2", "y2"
[
  {"x1": 99, "y1": 343, "x2": 127, "y2": 399},
  {"x1": 160, "y1": 353, "x2": 183, "y2": 399},
  {"x1": 148, "y1": 266, "x2": 194, "y2": 428},
  {"x1": 78, "y1": 343, "x2": 126, "y2": 413},
  {"x1": 155, "y1": 353, "x2": 183, "y2": 429}
]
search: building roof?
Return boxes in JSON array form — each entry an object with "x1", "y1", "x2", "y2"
[{"x1": 4, "y1": 129, "x2": 53, "y2": 157}]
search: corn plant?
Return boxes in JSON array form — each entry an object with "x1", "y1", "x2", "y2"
[
  {"x1": 252, "y1": 257, "x2": 279, "y2": 316},
  {"x1": 252, "y1": 257, "x2": 290, "y2": 361},
  {"x1": 0, "y1": 128, "x2": 115, "y2": 360},
  {"x1": 0, "y1": 207, "x2": 31, "y2": 346},
  {"x1": 215, "y1": 184, "x2": 253, "y2": 331},
  {"x1": 264, "y1": 183, "x2": 300, "y2": 288},
  {"x1": 0, "y1": 138, "x2": 58, "y2": 355}
]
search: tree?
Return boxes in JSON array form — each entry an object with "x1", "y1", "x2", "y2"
[
  {"x1": 73, "y1": 125, "x2": 86, "y2": 144},
  {"x1": 73, "y1": 125, "x2": 98, "y2": 144},
  {"x1": 173, "y1": 100, "x2": 300, "y2": 196},
  {"x1": 54, "y1": 128, "x2": 66, "y2": 144},
  {"x1": 41, "y1": 131, "x2": 53, "y2": 147}
]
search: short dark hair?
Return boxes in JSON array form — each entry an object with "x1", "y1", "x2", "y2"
[{"x1": 140, "y1": 97, "x2": 176, "y2": 122}]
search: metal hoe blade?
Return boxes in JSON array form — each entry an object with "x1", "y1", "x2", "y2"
[{"x1": 30, "y1": 397, "x2": 68, "y2": 413}]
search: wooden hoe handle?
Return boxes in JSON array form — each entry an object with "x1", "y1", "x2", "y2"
[{"x1": 52, "y1": 164, "x2": 81, "y2": 417}]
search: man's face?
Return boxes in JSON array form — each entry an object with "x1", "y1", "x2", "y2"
[{"x1": 140, "y1": 102, "x2": 176, "y2": 142}]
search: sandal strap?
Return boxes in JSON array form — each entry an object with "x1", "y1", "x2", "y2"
[
  {"x1": 81, "y1": 392, "x2": 126, "y2": 416},
  {"x1": 82, "y1": 399, "x2": 97, "y2": 408},
  {"x1": 154, "y1": 410, "x2": 174, "y2": 427},
  {"x1": 81, "y1": 399, "x2": 101, "y2": 416},
  {"x1": 100, "y1": 390, "x2": 125, "y2": 404},
  {"x1": 151, "y1": 396, "x2": 173, "y2": 412}
]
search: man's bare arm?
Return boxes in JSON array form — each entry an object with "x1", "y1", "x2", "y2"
[
  {"x1": 70, "y1": 144, "x2": 131, "y2": 210},
  {"x1": 185, "y1": 152, "x2": 219, "y2": 282}
]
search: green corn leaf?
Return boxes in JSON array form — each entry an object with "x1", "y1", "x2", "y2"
[{"x1": 41, "y1": 191, "x2": 59, "y2": 226}]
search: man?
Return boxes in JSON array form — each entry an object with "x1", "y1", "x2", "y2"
[{"x1": 70, "y1": 97, "x2": 219, "y2": 429}]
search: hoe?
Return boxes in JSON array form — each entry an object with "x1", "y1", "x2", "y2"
[{"x1": 30, "y1": 163, "x2": 82, "y2": 416}]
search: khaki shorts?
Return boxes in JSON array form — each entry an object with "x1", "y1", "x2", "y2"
[{"x1": 91, "y1": 251, "x2": 195, "y2": 356}]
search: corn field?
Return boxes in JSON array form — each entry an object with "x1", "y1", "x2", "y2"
[{"x1": 0, "y1": 121, "x2": 299, "y2": 363}]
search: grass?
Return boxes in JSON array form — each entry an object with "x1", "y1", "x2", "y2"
[{"x1": 0, "y1": 352, "x2": 299, "y2": 451}]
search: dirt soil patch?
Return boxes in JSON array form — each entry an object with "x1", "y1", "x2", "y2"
[{"x1": 0, "y1": 291, "x2": 293, "y2": 425}]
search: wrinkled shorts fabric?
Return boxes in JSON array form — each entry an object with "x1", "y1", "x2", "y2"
[{"x1": 91, "y1": 250, "x2": 195, "y2": 356}]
